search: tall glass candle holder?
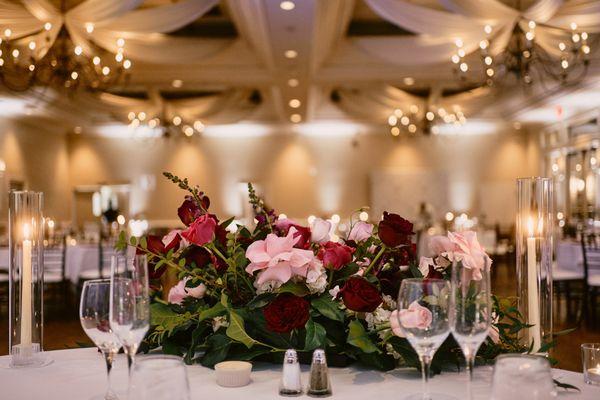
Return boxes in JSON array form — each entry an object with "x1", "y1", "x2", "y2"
[
  {"x1": 516, "y1": 178, "x2": 553, "y2": 353},
  {"x1": 8, "y1": 191, "x2": 50, "y2": 367}
]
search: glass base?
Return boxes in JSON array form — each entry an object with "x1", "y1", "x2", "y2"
[
  {"x1": 402, "y1": 393, "x2": 459, "y2": 400},
  {"x1": 6, "y1": 344, "x2": 53, "y2": 369}
]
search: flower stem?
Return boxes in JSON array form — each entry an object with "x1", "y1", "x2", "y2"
[{"x1": 363, "y1": 246, "x2": 386, "y2": 276}]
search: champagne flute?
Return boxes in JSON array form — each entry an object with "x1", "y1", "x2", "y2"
[
  {"x1": 80, "y1": 279, "x2": 122, "y2": 400},
  {"x1": 110, "y1": 254, "x2": 150, "y2": 372},
  {"x1": 396, "y1": 278, "x2": 453, "y2": 400},
  {"x1": 449, "y1": 256, "x2": 492, "y2": 390}
]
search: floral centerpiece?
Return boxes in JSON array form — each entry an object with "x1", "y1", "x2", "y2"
[{"x1": 118, "y1": 173, "x2": 533, "y2": 372}]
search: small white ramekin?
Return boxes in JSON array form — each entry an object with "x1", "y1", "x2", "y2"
[{"x1": 214, "y1": 361, "x2": 252, "y2": 387}]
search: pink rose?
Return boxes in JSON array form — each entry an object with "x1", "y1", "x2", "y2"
[
  {"x1": 318, "y1": 241, "x2": 354, "y2": 270},
  {"x1": 274, "y1": 218, "x2": 311, "y2": 249},
  {"x1": 398, "y1": 301, "x2": 433, "y2": 330},
  {"x1": 168, "y1": 277, "x2": 207, "y2": 305},
  {"x1": 245, "y1": 227, "x2": 321, "y2": 285},
  {"x1": 389, "y1": 310, "x2": 405, "y2": 337},
  {"x1": 348, "y1": 221, "x2": 373, "y2": 242},
  {"x1": 181, "y1": 214, "x2": 217, "y2": 246},
  {"x1": 310, "y1": 218, "x2": 331, "y2": 243},
  {"x1": 429, "y1": 231, "x2": 492, "y2": 281}
]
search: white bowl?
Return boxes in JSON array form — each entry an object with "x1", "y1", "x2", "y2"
[{"x1": 214, "y1": 361, "x2": 252, "y2": 387}]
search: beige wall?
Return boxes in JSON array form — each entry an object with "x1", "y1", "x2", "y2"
[
  {"x1": 0, "y1": 118, "x2": 70, "y2": 225},
  {"x1": 67, "y1": 127, "x2": 540, "y2": 227}
]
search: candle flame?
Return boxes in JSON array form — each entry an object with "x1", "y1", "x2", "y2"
[
  {"x1": 527, "y1": 217, "x2": 534, "y2": 237},
  {"x1": 23, "y1": 223, "x2": 31, "y2": 240}
]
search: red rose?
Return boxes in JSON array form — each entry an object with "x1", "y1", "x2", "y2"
[
  {"x1": 141, "y1": 234, "x2": 181, "y2": 279},
  {"x1": 339, "y1": 276, "x2": 382, "y2": 312},
  {"x1": 318, "y1": 241, "x2": 354, "y2": 270},
  {"x1": 181, "y1": 214, "x2": 217, "y2": 246},
  {"x1": 378, "y1": 212, "x2": 414, "y2": 247},
  {"x1": 274, "y1": 219, "x2": 311, "y2": 249},
  {"x1": 184, "y1": 246, "x2": 212, "y2": 268},
  {"x1": 177, "y1": 195, "x2": 210, "y2": 226},
  {"x1": 263, "y1": 294, "x2": 310, "y2": 333},
  {"x1": 424, "y1": 265, "x2": 443, "y2": 280}
]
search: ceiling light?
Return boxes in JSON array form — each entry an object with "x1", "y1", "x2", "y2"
[
  {"x1": 426, "y1": 112, "x2": 435, "y2": 121},
  {"x1": 403, "y1": 77, "x2": 415, "y2": 86},
  {"x1": 408, "y1": 124, "x2": 417, "y2": 133},
  {"x1": 193, "y1": 120, "x2": 204, "y2": 131},
  {"x1": 85, "y1": 23, "x2": 94, "y2": 34},
  {"x1": 290, "y1": 113, "x2": 302, "y2": 123},
  {"x1": 172, "y1": 116, "x2": 182, "y2": 126},
  {"x1": 287, "y1": 78, "x2": 299, "y2": 87},
  {"x1": 172, "y1": 79, "x2": 183, "y2": 88},
  {"x1": 391, "y1": 126, "x2": 400, "y2": 136},
  {"x1": 73, "y1": 126, "x2": 82, "y2": 134},
  {"x1": 280, "y1": 1, "x2": 295, "y2": 10},
  {"x1": 289, "y1": 99, "x2": 301, "y2": 108},
  {"x1": 284, "y1": 50, "x2": 298, "y2": 59},
  {"x1": 388, "y1": 115, "x2": 397, "y2": 126},
  {"x1": 409, "y1": 104, "x2": 419, "y2": 114},
  {"x1": 183, "y1": 126, "x2": 194, "y2": 137}
]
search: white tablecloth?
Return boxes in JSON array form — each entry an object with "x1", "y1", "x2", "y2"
[
  {"x1": 556, "y1": 241, "x2": 584, "y2": 272},
  {"x1": 0, "y1": 245, "x2": 101, "y2": 283},
  {"x1": 0, "y1": 348, "x2": 597, "y2": 399}
]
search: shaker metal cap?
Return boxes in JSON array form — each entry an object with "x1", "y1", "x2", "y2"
[
  {"x1": 311, "y1": 349, "x2": 327, "y2": 364},
  {"x1": 284, "y1": 349, "x2": 299, "y2": 364}
]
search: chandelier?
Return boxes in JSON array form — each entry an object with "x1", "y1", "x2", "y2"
[
  {"x1": 452, "y1": 20, "x2": 592, "y2": 87},
  {"x1": 0, "y1": 2, "x2": 131, "y2": 92},
  {"x1": 127, "y1": 110, "x2": 205, "y2": 138},
  {"x1": 387, "y1": 104, "x2": 466, "y2": 137}
]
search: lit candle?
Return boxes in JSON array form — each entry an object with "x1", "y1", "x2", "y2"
[
  {"x1": 20, "y1": 223, "x2": 33, "y2": 347},
  {"x1": 526, "y1": 217, "x2": 541, "y2": 351},
  {"x1": 586, "y1": 365, "x2": 600, "y2": 385}
]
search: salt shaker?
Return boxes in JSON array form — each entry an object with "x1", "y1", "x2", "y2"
[
  {"x1": 279, "y1": 349, "x2": 303, "y2": 396},
  {"x1": 307, "y1": 349, "x2": 332, "y2": 397}
]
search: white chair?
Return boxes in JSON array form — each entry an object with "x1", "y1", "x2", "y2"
[{"x1": 581, "y1": 233, "x2": 600, "y2": 321}]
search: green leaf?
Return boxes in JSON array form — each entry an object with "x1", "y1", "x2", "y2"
[
  {"x1": 246, "y1": 293, "x2": 275, "y2": 310},
  {"x1": 357, "y1": 352, "x2": 395, "y2": 371},
  {"x1": 201, "y1": 334, "x2": 232, "y2": 368},
  {"x1": 304, "y1": 319, "x2": 327, "y2": 351},
  {"x1": 347, "y1": 319, "x2": 380, "y2": 354},
  {"x1": 409, "y1": 262, "x2": 423, "y2": 278},
  {"x1": 226, "y1": 309, "x2": 258, "y2": 348},
  {"x1": 312, "y1": 295, "x2": 344, "y2": 323},
  {"x1": 198, "y1": 302, "x2": 227, "y2": 322},
  {"x1": 553, "y1": 379, "x2": 580, "y2": 392},
  {"x1": 150, "y1": 303, "x2": 194, "y2": 333},
  {"x1": 279, "y1": 281, "x2": 309, "y2": 296},
  {"x1": 139, "y1": 236, "x2": 147, "y2": 249},
  {"x1": 129, "y1": 236, "x2": 138, "y2": 246}
]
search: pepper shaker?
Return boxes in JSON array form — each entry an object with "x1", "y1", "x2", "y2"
[{"x1": 307, "y1": 349, "x2": 332, "y2": 397}]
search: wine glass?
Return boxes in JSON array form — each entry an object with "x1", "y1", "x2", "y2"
[
  {"x1": 110, "y1": 254, "x2": 150, "y2": 372},
  {"x1": 80, "y1": 279, "x2": 122, "y2": 400},
  {"x1": 396, "y1": 278, "x2": 453, "y2": 400},
  {"x1": 128, "y1": 355, "x2": 191, "y2": 400},
  {"x1": 449, "y1": 256, "x2": 492, "y2": 399}
]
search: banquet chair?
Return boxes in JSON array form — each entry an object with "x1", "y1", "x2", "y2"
[
  {"x1": 44, "y1": 236, "x2": 70, "y2": 315},
  {"x1": 581, "y1": 232, "x2": 600, "y2": 324},
  {"x1": 552, "y1": 241, "x2": 585, "y2": 319},
  {"x1": 78, "y1": 239, "x2": 115, "y2": 282}
]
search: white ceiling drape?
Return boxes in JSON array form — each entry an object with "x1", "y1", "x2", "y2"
[
  {"x1": 355, "y1": 0, "x2": 600, "y2": 67},
  {"x1": 0, "y1": 0, "x2": 233, "y2": 65}
]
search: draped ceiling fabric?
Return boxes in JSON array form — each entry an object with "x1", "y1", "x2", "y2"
[
  {"x1": 0, "y1": 0, "x2": 233, "y2": 64},
  {"x1": 335, "y1": 84, "x2": 494, "y2": 122},
  {"x1": 355, "y1": 0, "x2": 600, "y2": 68},
  {"x1": 98, "y1": 90, "x2": 259, "y2": 125}
]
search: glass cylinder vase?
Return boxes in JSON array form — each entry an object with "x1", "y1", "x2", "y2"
[
  {"x1": 8, "y1": 191, "x2": 49, "y2": 367},
  {"x1": 516, "y1": 178, "x2": 553, "y2": 353}
]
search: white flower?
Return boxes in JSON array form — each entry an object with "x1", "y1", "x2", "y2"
[
  {"x1": 329, "y1": 285, "x2": 341, "y2": 299},
  {"x1": 365, "y1": 306, "x2": 392, "y2": 331},
  {"x1": 306, "y1": 268, "x2": 328, "y2": 294},
  {"x1": 212, "y1": 316, "x2": 229, "y2": 332},
  {"x1": 382, "y1": 295, "x2": 396, "y2": 309},
  {"x1": 254, "y1": 277, "x2": 282, "y2": 294}
]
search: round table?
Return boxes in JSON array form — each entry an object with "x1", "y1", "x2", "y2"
[{"x1": 0, "y1": 348, "x2": 597, "y2": 399}]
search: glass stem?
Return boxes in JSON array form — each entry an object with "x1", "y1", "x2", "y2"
[
  {"x1": 466, "y1": 353, "x2": 475, "y2": 381},
  {"x1": 420, "y1": 355, "x2": 431, "y2": 400},
  {"x1": 103, "y1": 350, "x2": 117, "y2": 399},
  {"x1": 124, "y1": 345, "x2": 137, "y2": 374}
]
